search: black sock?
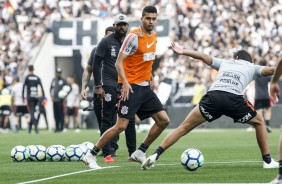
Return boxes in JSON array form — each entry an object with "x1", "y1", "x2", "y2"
[
  {"x1": 262, "y1": 154, "x2": 271, "y2": 164},
  {"x1": 90, "y1": 146, "x2": 100, "y2": 156},
  {"x1": 138, "y1": 143, "x2": 149, "y2": 153},
  {"x1": 266, "y1": 120, "x2": 270, "y2": 126},
  {"x1": 154, "y1": 146, "x2": 165, "y2": 160},
  {"x1": 279, "y1": 160, "x2": 282, "y2": 177}
]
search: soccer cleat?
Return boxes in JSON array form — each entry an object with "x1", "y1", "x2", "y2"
[
  {"x1": 141, "y1": 153, "x2": 157, "y2": 170},
  {"x1": 246, "y1": 126, "x2": 255, "y2": 132},
  {"x1": 130, "y1": 150, "x2": 146, "y2": 164},
  {"x1": 83, "y1": 152, "x2": 101, "y2": 169},
  {"x1": 263, "y1": 159, "x2": 279, "y2": 169},
  {"x1": 104, "y1": 155, "x2": 115, "y2": 163},
  {"x1": 270, "y1": 176, "x2": 282, "y2": 184}
]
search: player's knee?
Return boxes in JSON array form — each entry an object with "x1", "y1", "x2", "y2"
[
  {"x1": 159, "y1": 116, "x2": 170, "y2": 128},
  {"x1": 115, "y1": 124, "x2": 127, "y2": 132}
]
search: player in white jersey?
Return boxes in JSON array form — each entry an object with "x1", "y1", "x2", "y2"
[
  {"x1": 65, "y1": 76, "x2": 80, "y2": 133},
  {"x1": 10, "y1": 77, "x2": 29, "y2": 132},
  {"x1": 142, "y1": 43, "x2": 278, "y2": 170}
]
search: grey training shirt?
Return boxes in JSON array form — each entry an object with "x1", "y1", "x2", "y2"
[{"x1": 209, "y1": 57, "x2": 265, "y2": 95}]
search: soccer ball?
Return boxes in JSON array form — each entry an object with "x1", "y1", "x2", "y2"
[
  {"x1": 82, "y1": 141, "x2": 94, "y2": 151},
  {"x1": 181, "y1": 148, "x2": 204, "y2": 171},
  {"x1": 62, "y1": 85, "x2": 71, "y2": 93},
  {"x1": 78, "y1": 144, "x2": 88, "y2": 158},
  {"x1": 58, "y1": 90, "x2": 67, "y2": 99},
  {"x1": 46, "y1": 145, "x2": 66, "y2": 161},
  {"x1": 65, "y1": 145, "x2": 83, "y2": 161},
  {"x1": 11, "y1": 145, "x2": 29, "y2": 162},
  {"x1": 28, "y1": 145, "x2": 46, "y2": 161},
  {"x1": 80, "y1": 100, "x2": 90, "y2": 109}
]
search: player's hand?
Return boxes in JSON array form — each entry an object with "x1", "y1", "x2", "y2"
[
  {"x1": 270, "y1": 82, "x2": 280, "y2": 104},
  {"x1": 150, "y1": 79, "x2": 156, "y2": 90},
  {"x1": 95, "y1": 86, "x2": 105, "y2": 97},
  {"x1": 121, "y1": 82, "x2": 133, "y2": 101},
  {"x1": 81, "y1": 89, "x2": 87, "y2": 100},
  {"x1": 171, "y1": 42, "x2": 183, "y2": 55}
]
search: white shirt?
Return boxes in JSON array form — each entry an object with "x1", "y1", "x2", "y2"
[
  {"x1": 11, "y1": 82, "x2": 27, "y2": 106},
  {"x1": 209, "y1": 57, "x2": 265, "y2": 95},
  {"x1": 66, "y1": 83, "x2": 79, "y2": 107}
]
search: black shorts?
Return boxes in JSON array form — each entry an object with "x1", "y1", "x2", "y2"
[
  {"x1": 199, "y1": 91, "x2": 257, "y2": 123},
  {"x1": 66, "y1": 107, "x2": 78, "y2": 116},
  {"x1": 117, "y1": 84, "x2": 164, "y2": 121},
  {"x1": 0, "y1": 105, "x2": 11, "y2": 116},
  {"x1": 14, "y1": 106, "x2": 29, "y2": 116},
  {"x1": 254, "y1": 99, "x2": 270, "y2": 110}
]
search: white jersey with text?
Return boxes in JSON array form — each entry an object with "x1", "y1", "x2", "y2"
[{"x1": 209, "y1": 57, "x2": 265, "y2": 95}]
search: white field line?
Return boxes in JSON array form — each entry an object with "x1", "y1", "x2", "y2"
[
  {"x1": 17, "y1": 166, "x2": 120, "y2": 184},
  {"x1": 17, "y1": 160, "x2": 265, "y2": 184}
]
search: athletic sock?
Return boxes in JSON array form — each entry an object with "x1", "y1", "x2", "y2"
[
  {"x1": 138, "y1": 143, "x2": 149, "y2": 153},
  {"x1": 266, "y1": 120, "x2": 270, "y2": 126},
  {"x1": 262, "y1": 153, "x2": 271, "y2": 164},
  {"x1": 279, "y1": 160, "x2": 282, "y2": 178},
  {"x1": 154, "y1": 146, "x2": 165, "y2": 160},
  {"x1": 90, "y1": 146, "x2": 100, "y2": 156}
]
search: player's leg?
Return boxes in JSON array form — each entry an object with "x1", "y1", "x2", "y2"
[
  {"x1": 265, "y1": 107, "x2": 272, "y2": 133},
  {"x1": 83, "y1": 117, "x2": 130, "y2": 168},
  {"x1": 142, "y1": 105, "x2": 206, "y2": 170},
  {"x1": 142, "y1": 110, "x2": 169, "y2": 147},
  {"x1": 125, "y1": 119, "x2": 137, "y2": 160},
  {"x1": 248, "y1": 113, "x2": 278, "y2": 168}
]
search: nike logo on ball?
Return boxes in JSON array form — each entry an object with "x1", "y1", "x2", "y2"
[{"x1": 146, "y1": 41, "x2": 155, "y2": 48}]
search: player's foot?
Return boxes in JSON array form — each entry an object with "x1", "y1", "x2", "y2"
[
  {"x1": 104, "y1": 155, "x2": 115, "y2": 163},
  {"x1": 130, "y1": 150, "x2": 146, "y2": 164},
  {"x1": 83, "y1": 152, "x2": 101, "y2": 169},
  {"x1": 263, "y1": 159, "x2": 279, "y2": 169},
  {"x1": 141, "y1": 153, "x2": 157, "y2": 170},
  {"x1": 75, "y1": 128, "x2": 80, "y2": 133},
  {"x1": 266, "y1": 126, "x2": 272, "y2": 133},
  {"x1": 270, "y1": 176, "x2": 282, "y2": 184}
]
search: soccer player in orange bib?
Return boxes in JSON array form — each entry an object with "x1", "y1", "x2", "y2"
[{"x1": 83, "y1": 6, "x2": 170, "y2": 169}]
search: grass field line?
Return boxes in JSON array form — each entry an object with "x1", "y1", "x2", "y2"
[{"x1": 17, "y1": 166, "x2": 120, "y2": 184}]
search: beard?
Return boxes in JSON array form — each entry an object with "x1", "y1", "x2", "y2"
[{"x1": 115, "y1": 30, "x2": 127, "y2": 37}]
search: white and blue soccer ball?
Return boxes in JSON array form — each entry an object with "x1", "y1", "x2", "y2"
[
  {"x1": 65, "y1": 145, "x2": 83, "y2": 161},
  {"x1": 28, "y1": 145, "x2": 46, "y2": 161},
  {"x1": 82, "y1": 141, "x2": 94, "y2": 151},
  {"x1": 11, "y1": 145, "x2": 30, "y2": 162},
  {"x1": 181, "y1": 148, "x2": 204, "y2": 171},
  {"x1": 46, "y1": 145, "x2": 66, "y2": 161},
  {"x1": 78, "y1": 144, "x2": 88, "y2": 159}
]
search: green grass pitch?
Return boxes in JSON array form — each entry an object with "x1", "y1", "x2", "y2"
[{"x1": 0, "y1": 128, "x2": 280, "y2": 183}]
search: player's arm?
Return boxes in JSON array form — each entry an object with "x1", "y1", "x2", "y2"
[
  {"x1": 81, "y1": 49, "x2": 95, "y2": 99},
  {"x1": 272, "y1": 58, "x2": 282, "y2": 83},
  {"x1": 115, "y1": 33, "x2": 138, "y2": 100},
  {"x1": 22, "y1": 78, "x2": 27, "y2": 101},
  {"x1": 260, "y1": 66, "x2": 276, "y2": 76},
  {"x1": 270, "y1": 58, "x2": 282, "y2": 102},
  {"x1": 171, "y1": 42, "x2": 213, "y2": 65},
  {"x1": 38, "y1": 78, "x2": 45, "y2": 97}
]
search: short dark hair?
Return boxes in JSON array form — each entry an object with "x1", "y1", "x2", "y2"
[
  {"x1": 142, "y1": 6, "x2": 157, "y2": 17},
  {"x1": 28, "y1": 65, "x2": 34, "y2": 71},
  {"x1": 233, "y1": 50, "x2": 252, "y2": 63},
  {"x1": 105, "y1": 26, "x2": 114, "y2": 35}
]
